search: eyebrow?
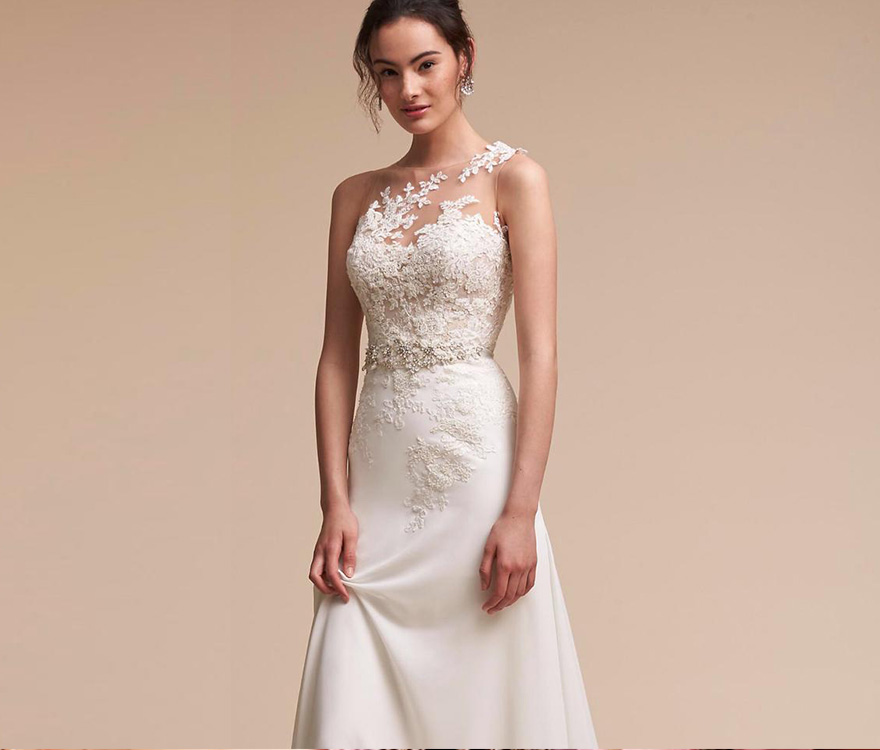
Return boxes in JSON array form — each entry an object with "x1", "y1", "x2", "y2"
[{"x1": 371, "y1": 50, "x2": 441, "y2": 67}]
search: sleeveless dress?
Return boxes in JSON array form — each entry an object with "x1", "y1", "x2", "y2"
[{"x1": 291, "y1": 140, "x2": 598, "y2": 749}]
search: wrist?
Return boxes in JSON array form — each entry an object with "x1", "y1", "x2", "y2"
[
  {"x1": 500, "y1": 500, "x2": 538, "y2": 520},
  {"x1": 320, "y1": 489, "x2": 350, "y2": 514}
]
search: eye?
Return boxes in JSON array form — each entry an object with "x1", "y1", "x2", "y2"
[{"x1": 378, "y1": 60, "x2": 435, "y2": 78}]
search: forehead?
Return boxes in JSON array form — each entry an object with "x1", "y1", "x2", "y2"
[{"x1": 369, "y1": 16, "x2": 449, "y2": 62}]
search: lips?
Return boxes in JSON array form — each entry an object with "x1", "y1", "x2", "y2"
[{"x1": 402, "y1": 105, "x2": 429, "y2": 112}]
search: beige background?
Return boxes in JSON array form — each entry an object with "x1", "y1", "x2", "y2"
[{"x1": 1, "y1": 0, "x2": 879, "y2": 747}]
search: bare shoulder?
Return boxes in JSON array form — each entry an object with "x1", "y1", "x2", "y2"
[
  {"x1": 330, "y1": 169, "x2": 379, "y2": 224},
  {"x1": 498, "y1": 149, "x2": 551, "y2": 220},
  {"x1": 499, "y1": 149, "x2": 548, "y2": 192}
]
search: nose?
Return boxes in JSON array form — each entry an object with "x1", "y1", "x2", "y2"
[{"x1": 400, "y1": 71, "x2": 422, "y2": 102}]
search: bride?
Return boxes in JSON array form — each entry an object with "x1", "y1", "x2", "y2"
[{"x1": 291, "y1": 1, "x2": 599, "y2": 747}]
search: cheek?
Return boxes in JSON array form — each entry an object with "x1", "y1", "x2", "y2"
[{"x1": 438, "y1": 68, "x2": 462, "y2": 94}]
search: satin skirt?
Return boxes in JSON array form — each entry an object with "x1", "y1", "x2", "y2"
[{"x1": 291, "y1": 357, "x2": 598, "y2": 748}]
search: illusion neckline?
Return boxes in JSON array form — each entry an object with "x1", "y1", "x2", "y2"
[{"x1": 387, "y1": 141, "x2": 495, "y2": 176}]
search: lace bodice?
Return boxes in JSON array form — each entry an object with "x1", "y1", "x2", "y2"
[{"x1": 346, "y1": 140, "x2": 528, "y2": 372}]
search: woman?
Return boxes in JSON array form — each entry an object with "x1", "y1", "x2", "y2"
[{"x1": 291, "y1": 1, "x2": 598, "y2": 747}]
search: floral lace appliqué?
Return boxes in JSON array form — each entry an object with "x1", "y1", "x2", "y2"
[
  {"x1": 345, "y1": 140, "x2": 527, "y2": 532},
  {"x1": 403, "y1": 366, "x2": 518, "y2": 533}
]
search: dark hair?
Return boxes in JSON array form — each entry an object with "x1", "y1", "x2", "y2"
[{"x1": 353, "y1": 0, "x2": 475, "y2": 133}]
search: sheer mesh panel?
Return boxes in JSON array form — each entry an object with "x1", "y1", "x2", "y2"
[{"x1": 346, "y1": 141, "x2": 528, "y2": 371}]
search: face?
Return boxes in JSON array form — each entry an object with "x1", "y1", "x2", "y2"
[{"x1": 368, "y1": 16, "x2": 470, "y2": 132}]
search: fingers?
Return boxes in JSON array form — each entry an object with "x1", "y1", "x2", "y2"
[
  {"x1": 341, "y1": 534, "x2": 357, "y2": 579},
  {"x1": 322, "y1": 542, "x2": 349, "y2": 602},
  {"x1": 308, "y1": 551, "x2": 334, "y2": 597},
  {"x1": 482, "y1": 564, "x2": 511, "y2": 613},
  {"x1": 482, "y1": 563, "x2": 538, "y2": 614},
  {"x1": 478, "y1": 540, "x2": 495, "y2": 590},
  {"x1": 516, "y1": 571, "x2": 528, "y2": 599},
  {"x1": 484, "y1": 570, "x2": 521, "y2": 614},
  {"x1": 308, "y1": 541, "x2": 352, "y2": 603}
]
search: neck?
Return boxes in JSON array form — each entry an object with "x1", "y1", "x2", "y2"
[{"x1": 396, "y1": 115, "x2": 487, "y2": 170}]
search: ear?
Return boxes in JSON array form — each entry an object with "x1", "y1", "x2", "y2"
[{"x1": 459, "y1": 38, "x2": 476, "y2": 77}]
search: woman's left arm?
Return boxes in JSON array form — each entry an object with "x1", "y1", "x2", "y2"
[{"x1": 479, "y1": 154, "x2": 558, "y2": 614}]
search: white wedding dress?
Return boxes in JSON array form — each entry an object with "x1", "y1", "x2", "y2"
[{"x1": 291, "y1": 141, "x2": 598, "y2": 748}]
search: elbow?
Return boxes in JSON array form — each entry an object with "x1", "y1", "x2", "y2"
[
  {"x1": 317, "y1": 348, "x2": 361, "y2": 379},
  {"x1": 519, "y1": 350, "x2": 558, "y2": 385},
  {"x1": 519, "y1": 344, "x2": 557, "y2": 370}
]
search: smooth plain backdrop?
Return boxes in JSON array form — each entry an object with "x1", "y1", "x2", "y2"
[{"x1": 1, "y1": 0, "x2": 879, "y2": 747}]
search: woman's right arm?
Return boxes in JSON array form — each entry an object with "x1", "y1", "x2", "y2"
[{"x1": 308, "y1": 174, "x2": 367, "y2": 604}]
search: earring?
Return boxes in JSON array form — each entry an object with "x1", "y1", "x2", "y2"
[{"x1": 460, "y1": 74, "x2": 474, "y2": 96}]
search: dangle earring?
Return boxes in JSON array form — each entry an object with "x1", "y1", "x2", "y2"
[{"x1": 459, "y1": 74, "x2": 474, "y2": 96}]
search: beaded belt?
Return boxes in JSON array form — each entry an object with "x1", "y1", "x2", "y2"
[{"x1": 362, "y1": 338, "x2": 491, "y2": 373}]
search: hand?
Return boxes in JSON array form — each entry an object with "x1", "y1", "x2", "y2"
[
  {"x1": 308, "y1": 505, "x2": 359, "y2": 603},
  {"x1": 478, "y1": 511, "x2": 537, "y2": 614}
]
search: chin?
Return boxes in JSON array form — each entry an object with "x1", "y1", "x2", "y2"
[{"x1": 401, "y1": 119, "x2": 433, "y2": 133}]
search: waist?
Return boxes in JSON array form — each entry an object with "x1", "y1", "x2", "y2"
[{"x1": 362, "y1": 337, "x2": 493, "y2": 373}]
